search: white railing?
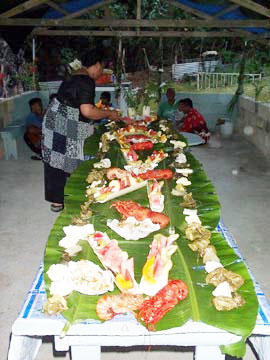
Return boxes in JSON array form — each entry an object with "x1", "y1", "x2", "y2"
[{"x1": 196, "y1": 72, "x2": 262, "y2": 90}]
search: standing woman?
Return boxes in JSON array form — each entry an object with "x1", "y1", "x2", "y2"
[{"x1": 42, "y1": 48, "x2": 119, "y2": 212}]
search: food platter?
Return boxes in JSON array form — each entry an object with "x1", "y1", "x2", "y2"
[{"x1": 43, "y1": 118, "x2": 258, "y2": 358}]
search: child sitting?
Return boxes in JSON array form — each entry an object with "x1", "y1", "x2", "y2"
[
  {"x1": 95, "y1": 91, "x2": 113, "y2": 125},
  {"x1": 24, "y1": 97, "x2": 44, "y2": 160}
]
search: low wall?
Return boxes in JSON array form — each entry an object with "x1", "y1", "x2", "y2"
[
  {"x1": 236, "y1": 95, "x2": 270, "y2": 160},
  {"x1": 162, "y1": 92, "x2": 235, "y2": 131},
  {"x1": 0, "y1": 91, "x2": 49, "y2": 131},
  {"x1": 0, "y1": 83, "x2": 132, "y2": 133}
]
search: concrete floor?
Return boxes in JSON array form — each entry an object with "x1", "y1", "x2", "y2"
[{"x1": 1, "y1": 134, "x2": 269, "y2": 360}]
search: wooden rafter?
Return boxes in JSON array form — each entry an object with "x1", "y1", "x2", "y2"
[
  {"x1": 30, "y1": 29, "x2": 270, "y2": 38},
  {"x1": 0, "y1": 0, "x2": 268, "y2": 43},
  {"x1": 169, "y1": 0, "x2": 269, "y2": 44},
  {"x1": 136, "y1": 0, "x2": 141, "y2": 35},
  {"x1": 213, "y1": 4, "x2": 240, "y2": 19},
  {"x1": 31, "y1": 0, "x2": 113, "y2": 36},
  {"x1": 0, "y1": 0, "x2": 48, "y2": 18},
  {"x1": 56, "y1": 0, "x2": 113, "y2": 21},
  {"x1": 34, "y1": 0, "x2": 70, "y2": 36},
  {"x1": 229, "y1": 0, "x2": 270, "y2": 18},
  {"x1": 137, "y1": 0, "x2": 141, "y2": 20},
  {"x1": 1, "y1": 18, "x2": 269, "y2": 28},
  {"x1": 45, "y1": 0, "x2": 69, "y2": 16},
  {"x1": 171, "y1": 0, "x2": 212, "y2": 20}
]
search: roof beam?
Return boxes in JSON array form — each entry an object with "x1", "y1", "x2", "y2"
[
  {"x1": 228, "y1": 0, "x2": 270, "y2": 18},
  {"x1": 30, "y1": 0, "x2": 113, "y2": 36},
  {"x1": 32, "y1": 29, "x2": 270, "y2": 39},
  {"x1": 45, "y1": 1, "x2": 69, "y2": 16},
  {"x1": 213, "y1": 4, "x2": 240, "y2": 19},
  {"x1": 170, "y1": 0, "x2": 212, "y2": 20},
  {"x1": 169, "y1": 0, "x2": 268, "y2": 45},
  {"x1": 137, "y1": 0, "x2": 141, "y2": 20},
  {"x1": 1, "y1": 18, "x2": 269, "y2": 28},
  {"x1": 136, "y1": 0, "x2": 141, "y2": 35},
  {"x1": 0, "y1": 0, "x2": 48, "y2": 18},
  {"x1": 56, "y1": 0, "x2": 113, "y2": 21},
  {"x1": 35, "y1": 0, "x2": 70, "y2": 36}
]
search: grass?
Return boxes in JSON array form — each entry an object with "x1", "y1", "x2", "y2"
[{"x1": 164, "y1": 77, "x2": 270, "y2": 103}]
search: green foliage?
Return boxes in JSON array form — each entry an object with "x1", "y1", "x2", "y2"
[
  {"x1": 60, "y1": 48, "x2": 79, "y2": 65},
  {"x1": 122, "y1": 87, "x2": 142, "y2": 110},
  {"x1": 110, "y1": 0, "x2": 169, "y2": 20},
  {"x1": 252, "y1": 80, "x2": 266, "y2": 101},
  {"x1": 142, "y1": 81, "x2": 160, "y2": 106},
  {"x1": 219, "y1": 49, "x2": 237, "y2": 65},
  {"x1": 228, "y1": 52, "x2": 246, "y2": 113},
  {"x1": 122, "y1": 81, "x2": 161, "y2": 112},
  {"x1": 16, "y1": 62, "x2": 38, "y2": 91}
]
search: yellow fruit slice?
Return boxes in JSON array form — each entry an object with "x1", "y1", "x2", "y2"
[
  {"x1": 142, "y1": 256, "x2": 156, "y2": 284},
  {"x1": 115, "y1": 273, "x2": 133, "y2": 290}
]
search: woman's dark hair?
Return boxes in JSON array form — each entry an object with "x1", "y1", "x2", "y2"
[
  {"x1": 179, "y1": 98, "x2": 193, "y2": 108},
  {"x1": 49, "y1": 93, "x2": 57, "y2": 103},
  {"x1": 80, "y1": 48, "x2": 106, "y2": 67}
]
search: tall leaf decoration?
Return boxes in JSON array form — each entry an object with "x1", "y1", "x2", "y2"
[{"x1": 44, "y1": 123, "x2": 258, "y2": 358}]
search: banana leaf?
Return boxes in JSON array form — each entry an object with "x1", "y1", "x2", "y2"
[{"x1": 44, "y1": 127, "x2": 258, "y2": 358}]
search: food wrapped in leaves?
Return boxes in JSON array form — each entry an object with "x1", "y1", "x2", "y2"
[
  {"x1": 80, "y1": 209, "x2": 93, "y2": 220},
  {"x1": 43, "y1": 295, "x2": 68, "y2": 316},
  {"x1": 99, "y1": 133, "x2": 111, "y2": 153},
  {"x1": 188, "y1": 238, "x2": 210, "y2": 253},
  {"x1": 206, "y1": 267, "x2": 244, "y2": 292},
  {"x1": 202, "y1": 245, "x2": 220, "y2": 263},
  {"x1": 185, "y1": 223, "x2": 211, "y2": 242},
  {"x1": 86, "y1": 169, "x2": 106, "y2": 184},
  {"x1": 180, "y1": 192, "x2": 196, "y2": 209},
  {"x1": 80, "y1": 200, "x2": 93, "y2": 220},
  {"x1": 212, "y1": 293, "x2": 245, "y2": 311},
  {"x1": 171, "y1": 183, "x2": 187, "y2": 197},
  {"x1": 71, "y1": 217, "x2": 88, "y2": 226}
]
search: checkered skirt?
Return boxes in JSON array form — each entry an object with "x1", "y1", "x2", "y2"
[{"x1": 42, "y1": 98, "x2": 93, "y2": 173}]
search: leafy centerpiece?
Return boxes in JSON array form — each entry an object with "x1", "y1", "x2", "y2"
[{"x1": 123, "y1": 81, "x2": 161, "y2": 118}]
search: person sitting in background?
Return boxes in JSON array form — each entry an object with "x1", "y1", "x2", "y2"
[
  {"x1": 95, "y1": 91, "x2": 113, "y2": 125},
  {"x1": 96, "y1": 91, "x2": 112, "y2": 110},
  {"x1": 24, "y1": 97, "x2": 44, "y2": 160},
  {"x1": 157, "y1": 88, "x2": 178, "y2": 125},
  {"x1": 177, "y1": 98, "x2": 210, "y2": 143}
]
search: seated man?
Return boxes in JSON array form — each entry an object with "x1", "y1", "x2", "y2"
[
  {"x1": 157, "y1": 88, "x2": 178, "y2": 124},
  {"x1": 177, "y1": 98, "x2": 210, "y2": 143},
  {"x1": 24, "y1": 97, "x2": 44, "y2": 160}
]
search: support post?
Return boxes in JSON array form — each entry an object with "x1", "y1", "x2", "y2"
[
  {"x1": 158, "y1": 36, "x2": 163, "y2": 101},
  {"x1": 136, "y1": 0, "x2": 141, "y2": 36},
  {"x1": 116, "y1": 37, "x2": 122, "y2": 103},
  {"x1": 32, "y1": 37, "x2": 36, "y2": 90}
]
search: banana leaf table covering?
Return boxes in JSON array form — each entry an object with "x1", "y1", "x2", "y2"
[{"x1": 40, "y1": 123, "x2": 261, "y2": 358}]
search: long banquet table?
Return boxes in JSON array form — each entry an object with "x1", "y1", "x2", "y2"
[{"x1": 7, "y1": 221, "x2": 270, "y2": 360}]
